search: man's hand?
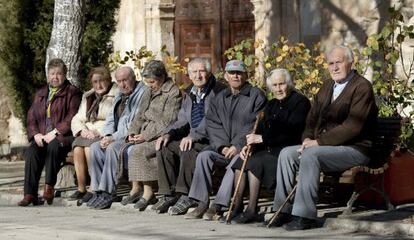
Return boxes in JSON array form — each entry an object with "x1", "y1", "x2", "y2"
[
  {"x1": 297, "y1": 138, "x2": 319, "y2": 154},
  {"x1": 100, "y1": 135, "x2": 114, "y2": 149},
  {"x1": 34, "y1": 133, "x2": 44, "y2": 147},
  {"x1": 222, "y1": 145, "x2": 237, "y2": 159},
  {"x1": 179, "y1": 136, "x2": 194, "y2": 151},
  {"x1": 246, "y1": 133, "x2": 263, "y2": 145},
  {"x1": 155, "y1": 134, "x2": 171, "y2": 151}
]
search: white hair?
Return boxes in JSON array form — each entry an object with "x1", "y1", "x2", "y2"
[
  {"x1": 188, "y1": 58, "x2": 212, "y2": 73},
  {"x1": 327, "y1": 45, "x2": 354, "y2": 63},
  {"x1": 266, "y1": 68, "x2": 294, "y2": 90}
]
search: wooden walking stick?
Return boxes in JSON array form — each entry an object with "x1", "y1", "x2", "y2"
[
  {"x1": 226, "y1": 112, "x2": 264, "y2": 224},
  {"x1": 266, "y1": 183, "x2": 297, "y2": 228}
]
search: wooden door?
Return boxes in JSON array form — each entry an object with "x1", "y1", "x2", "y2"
[{"x1": 175, "y1": 0, "x2": 254, "y2": 85}]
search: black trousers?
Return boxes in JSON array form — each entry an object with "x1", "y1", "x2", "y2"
[
  {"x1": 24, "y1": 139, "x2": 70, "y2": 195},
  {"x1": 156, "y1": 140, "x2": 207, "y2": 195}
]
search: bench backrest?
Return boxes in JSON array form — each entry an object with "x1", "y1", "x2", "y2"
[{"x1": 369, "y1": 116, "x2": 402, "y2": 168}]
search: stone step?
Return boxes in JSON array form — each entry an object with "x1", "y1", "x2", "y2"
[{"x1": 0, "y1": 160, "x2": 25, "y2": 173}]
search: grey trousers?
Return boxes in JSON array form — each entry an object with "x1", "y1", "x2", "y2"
[
  {"x1": 188, "y1": 150, "x2": 238, "y2": 204},
  {"x1": 89, "y1": 140, "x2": 123, "y2": 193},
  {"x1": 273, "y1": 145, "x2": 369, "y2": 219},
  {"x1": 213, "y1": 156, "x2": 239, "y2": 207}
]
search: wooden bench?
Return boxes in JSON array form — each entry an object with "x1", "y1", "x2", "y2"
[{"x1": 322, "y1": 116, "x2": 402, "y2": 215}]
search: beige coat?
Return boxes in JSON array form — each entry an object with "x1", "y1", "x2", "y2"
[
  {"x1": 71, "y1": 83, "x2": 118, "y2": 136},
  {"x1": 128, "y1": 78, "x2": 182, "y2": 182}
]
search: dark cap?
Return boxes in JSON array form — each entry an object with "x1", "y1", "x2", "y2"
[{"x1": 142, "y1": 60, "x2": 167, "y2": 79}]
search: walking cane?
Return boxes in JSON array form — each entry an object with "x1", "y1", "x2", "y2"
[
  {"x1": 266, "y1": 183, "x2": 297, "y2": 228},
  {"x1": 226, "y1": 112, "x2": 264, "y2": 224}
]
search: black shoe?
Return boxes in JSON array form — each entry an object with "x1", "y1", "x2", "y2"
[
  {"x1": 76, "y1": 192, "x2": 93, "y2": 206},
  {"x1": 231, "y1": 211, "x2": 263, "y2": 224},
  {"x1": 86, "y1": 192, "x2": 100, "y2": 207},
  {"x1": 258, "y1": 213, "x2": 292, "y2": 228},
  {"x1": 283, "y1": 216, "x2": 317, "y2": 231},
  {"x1": 151, "y1": 196, "x2": 178, "y2": 213},
  {"x1": 134, "y1": 196, "x2": 158, "y2": 211},
  {"x1": 219, "y1": 205, "x2": 244, "y2": 223},
  {"x1": 92, "y1": 192, "x2": 113, "y2": 210},
  {"x1": 120, "y1": 191, "x2": 142, "y2": 206},
  {"x1": 68, "y1": 190, "x2": 86, "y2": 201}
]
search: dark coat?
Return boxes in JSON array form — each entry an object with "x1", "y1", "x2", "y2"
[
  {"x1": 27, "y1": 80, "x2": 82, "y2": 147},
  {"x1": 165, "y1": 75, "x2": 226, "y2": 142},
  {"x1": 257, "y1": 90, "x2": 311, "y2": 152},
  {"x1": 302, "y1": 71, "x2": 378, "y2": 156},
  {"x1": 232, "y1": 91, "x2": 311, "y2": 189},
  {"x1": 205, "y1": 83, "x2": 267, "y2": 153}
]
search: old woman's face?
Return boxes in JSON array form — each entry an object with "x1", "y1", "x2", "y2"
[
  {"x1": 91, "y1": 73, "x2": 111, "y2": 96},
  {"x1": 269, "y1": 75, "x2": 289, "y2": 100},
  {"x1": 47, "y1": 67, "x2": 66, "y2": 88},
  {"x1": 144, "y1": 77, "x2": 164, "y2": 92}
]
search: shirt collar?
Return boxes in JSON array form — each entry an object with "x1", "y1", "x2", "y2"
[{"x1": 334, "y1": 70, "x2": 355, "y2": 86}]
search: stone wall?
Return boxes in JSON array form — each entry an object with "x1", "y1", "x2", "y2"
[{"x1": 111, "y1": 0, "x2": 175, "y2": 70}]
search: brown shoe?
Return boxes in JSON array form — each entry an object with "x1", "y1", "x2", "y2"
[
  {"x1": 17, "y1": 194, "x2": 40, "y2": 207},
  {"x1": 43, "y1": 184, "x2": 55, "y2": 205},
  {"x1": 202, "y1": 203, "x2": 223, "y2": 221},
  {"x1": 184, "y1": 202, "x2": 208, "y2": 219}
]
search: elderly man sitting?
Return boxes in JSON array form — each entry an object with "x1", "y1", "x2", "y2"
[
  {"x1": 151, "y1": 58, "x2": 225, "y2": 215},
  {"x1": 185, "y1": 60, "x2": 267, "y2": 219}
]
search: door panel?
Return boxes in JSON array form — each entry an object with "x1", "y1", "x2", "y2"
[{"x1": 175, "y1": 0, "x2": 254, "y2": 85}]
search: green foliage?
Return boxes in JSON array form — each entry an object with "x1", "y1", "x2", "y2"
[
  {"x1": 355, "y1": 6, "x2": 414, "y2": 146},
  {"x1": 223, "y1": 38, "x2": 329, "y2": 100},
  {"x1": 80, "y1": 0, "x2": 120, "y2": 90},
  {"x1": 0, "y1": 0, "x2": 52, "y2": 123},
  {"x1": 0, "y1": 0, "x2": 120, "y2": 125},
  {"x1": 108, "y1": 45, "x2": 187, "y2": 85}
]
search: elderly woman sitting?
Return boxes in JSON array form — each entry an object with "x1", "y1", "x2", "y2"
[
  {"x1": 18, "y1": 59, "x2": 81, "y2": 206},
  {"x1": 123, "y1": 60, "x2": 182, "y2": 211},
  {"x1": 229, "y1": 69, "x2": 311, "y2": 223},
  {"x1": 69, "y1": 66, "x2": 118, "y2": 201}
]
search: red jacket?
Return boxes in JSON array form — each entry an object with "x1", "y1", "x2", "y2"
[{"x1": 27, "y1": 80, "x2": 82, "y2": 147}]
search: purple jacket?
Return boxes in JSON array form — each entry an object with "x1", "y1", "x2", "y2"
[{"x1": 27, "y1": 80, "x2": 82, "y2": 147}]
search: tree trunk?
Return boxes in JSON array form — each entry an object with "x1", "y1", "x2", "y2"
[{"x1": 46, "y1": 0, "x2": 85, "y2": 87}]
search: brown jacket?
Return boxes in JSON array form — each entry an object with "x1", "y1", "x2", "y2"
[{"x1": 302, "y1": 71, "x2": 378, "y2": 156}]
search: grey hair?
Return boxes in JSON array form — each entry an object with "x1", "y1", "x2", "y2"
[
  {"x1": 266, "y1": 68, "x2": 294, "y2": 91},
  {"x1": 188, "y1": 58, "x2": 212, "y2": 73},
  {"x1": 141, "y1": 60, "x2": 167, "y2": 80},
  {"x1": 327, "y1": 45, "x2": 354, "y2": 63},
  {"x1": 116, "y1": 66, "x2": 136, "y2": 81}
]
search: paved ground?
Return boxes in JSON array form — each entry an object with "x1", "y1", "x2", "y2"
[
  {"x1": 1, "y1": 159, "x2": 413, "y2": 239},
  {"x1": 0, "y1": 199, "x2": 410, "y2": 240}
]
